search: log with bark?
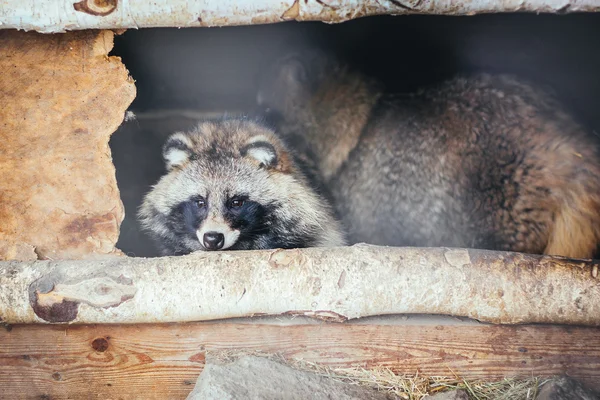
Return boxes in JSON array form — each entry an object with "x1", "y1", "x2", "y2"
[
  {"x1": 0, "y1": 0, "x2": 598, "y2": 34},
  {"x1": 0, "y1": 245, "x2": 598, "y2": 325}
]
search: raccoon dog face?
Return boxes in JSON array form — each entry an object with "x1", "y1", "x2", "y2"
[{"x1": 138, "y1": 119, "x2": 345, "y2": 256}]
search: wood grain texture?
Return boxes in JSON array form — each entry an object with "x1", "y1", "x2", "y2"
[{"x1": 1, "y1": 322, "x2": 599, "y2": 399}]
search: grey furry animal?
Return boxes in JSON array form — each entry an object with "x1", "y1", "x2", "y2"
[
  {"x1": 138, "y1": 118, "x2": 345, "y2": 256},
  {"x1": 257, "y1": 52, "x2": 600, "y2": 258}
]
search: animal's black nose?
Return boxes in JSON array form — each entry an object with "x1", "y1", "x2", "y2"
[{"x1": 203, "y1": 232, "x2": 225, "y2": 250}]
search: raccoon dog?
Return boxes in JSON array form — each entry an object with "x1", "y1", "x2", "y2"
[
  {"x1": 138, "y1": 119, "x2": 345, "y2": 256},
  {"x1": 257, "y1": 52, "x2": 600, "y2": 259}
]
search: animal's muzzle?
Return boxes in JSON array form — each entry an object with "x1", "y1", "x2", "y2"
[{"x1": 203, "y1": 231, "x2": 225, "y2": 250}]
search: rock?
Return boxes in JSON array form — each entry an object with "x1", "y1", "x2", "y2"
[
  {"x1": 0, "y1": 30, "x2": 136, "y2": 260},
  {"x1": 186, "y1": 355, "x2": 397, "y2": 400},
  {"x1": 427, "y1": 389, "x2": 469, "y2": 400},
  {"x1": 536, "y1": 376, "x2": 599, "y2": 400}
]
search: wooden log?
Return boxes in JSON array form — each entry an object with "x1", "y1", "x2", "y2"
[
  {"x1": 1, "y1": 322, "x2": 599, "y2": 399},
  {"x1": 0, "y1": 245, "x2": 598, "y2": 325},
  {"x1": 0, "y1": 0, "x2": 598, "y2": 34}
]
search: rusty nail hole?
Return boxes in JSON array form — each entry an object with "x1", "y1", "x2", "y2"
[
  {"x1": 2, "y1": 323, "x2": 12, "y2": 332},
  {"x1": 106, "y1": 383, "x2": 112, "y2": 387},
  {"x1": 92, "y1": 337, "x2": 109, "y2": 352},
  {"x1": 51, "y1": 372, "x2": 62, "y2": 381}
]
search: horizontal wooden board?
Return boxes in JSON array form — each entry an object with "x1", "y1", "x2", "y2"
[{"x1": 1, "y1": 322, "x2": 599, "y2": 399}]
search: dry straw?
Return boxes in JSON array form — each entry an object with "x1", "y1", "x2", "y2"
[{"x1": 208, "y1": 350, "x2": 544, "y2": 400}]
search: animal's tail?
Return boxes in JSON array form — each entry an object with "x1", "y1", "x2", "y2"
[{"x1": 545, "y1": 188, "x2": 600, "y2": 259}]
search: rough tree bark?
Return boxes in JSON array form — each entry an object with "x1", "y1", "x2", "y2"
[
  {"x1": 0, "y1": 245, "x2": 598, "y2": 325},
  {"x1": 0, "y1": 0, "x2": 597, "y2": 33}
]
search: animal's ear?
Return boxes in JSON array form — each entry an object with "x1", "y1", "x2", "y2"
[
  {"x1": 257, "y1": 55, "x2": 308, "y2": 107},
  {"x1": 241, "y1": 138, "x2": 278, "y2": 169},
  {"x1": 276, "y1": 56, "x2": 308, "y2": 89},
  {"x1": 163, "y1": 132, "x2": 194, "y2": 171}
]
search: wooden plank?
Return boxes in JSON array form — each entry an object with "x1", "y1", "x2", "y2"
[{"x1": 1, "y1": 322, "x2": 599, "y2": 399}]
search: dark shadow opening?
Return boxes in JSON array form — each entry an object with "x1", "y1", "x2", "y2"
[{"x1": 109, "y1": 13, "x2": 600, "y2": 257}]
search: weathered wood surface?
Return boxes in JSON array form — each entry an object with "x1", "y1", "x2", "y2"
[
  {"x1": 1, "y1": 0, "x2": 598, "y2": 33},
  {"x1": 1, "y1": 245, "x2": 599, "y2": 325},
  {"x1": 1, "y1": 322, "x2": 599, "y2": 399},
  {"x1": 0, "y1": 30, "x2": 136, "y2": 261}
]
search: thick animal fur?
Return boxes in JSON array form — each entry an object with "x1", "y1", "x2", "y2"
[
  {"x1": 257, "y1": 52, "x2": 600, "y2": 259},
  {"x1": 138, "y1": 118, "x2": 345, "y2": 256}
]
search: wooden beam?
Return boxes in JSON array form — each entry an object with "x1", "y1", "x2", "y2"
[
  {"x1": 1, "y1": 322, "x2": 599, "y2": 399},
  {"x1": 1, "y1": 246, "x2": 599, "y2": 326},
  {"x1": 1, "y1": 0, "x2": 599, "y2": 34}
]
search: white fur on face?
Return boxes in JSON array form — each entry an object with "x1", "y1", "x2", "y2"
[
  {"x1": 246, "y1": 135, "x2": 271, "y2": 145},
  {"x1": 196, "y1": 215, "x2": 241, "y2": 250},
  {"x1": 244, "y1": 135, "x2": 278, "y2": 166},
  {"x1": 165, "y1": 149, "x2": 189, "y2": 170},
  {"x1": 164, "y1": 132, "x2": 194, "y2": 170},
  {"x1": 246, "y1": 146, "x2": 276, "y2": 166}
]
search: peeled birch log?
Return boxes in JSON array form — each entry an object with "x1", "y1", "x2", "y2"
[
  {"x1": 1, "y1": 0, "x2": 598, "y2": 34},
  {"x1": 0, "y1": 245, "x2": 598, "y2": 325}
]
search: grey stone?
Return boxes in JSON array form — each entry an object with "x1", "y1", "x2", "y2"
[
  {"x1": 426, "y1": 389, "x2": 469, "y2": 400},
  {"x1": 536, "y1": 376, "x2": 599, "y2": 400},
  {"x1": 186, "y1": 355, "x2": 397, "y2": 400}
]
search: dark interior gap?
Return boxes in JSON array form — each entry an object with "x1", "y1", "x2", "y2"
[{"x1": 109, "y1": 13, "x2": 600, "y2": 257}]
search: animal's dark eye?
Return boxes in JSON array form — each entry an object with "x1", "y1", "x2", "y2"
[
  {"x1": 197, "y1": 198, "x2": 206, "y2": 208},
  {"x1": 230, "y1": 198, "x2": 244, "y2": 208}
]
